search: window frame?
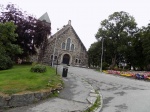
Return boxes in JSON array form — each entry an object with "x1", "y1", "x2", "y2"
[{"x1": 66, "y1": 38, "x2": 71, "y2": 51}]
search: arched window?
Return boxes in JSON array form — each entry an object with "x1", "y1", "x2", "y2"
[
  {"x1": 66, "y1": 38, "x2": 71, "y2": 50},
  {"x1": 54, "y1": 56, "x2": 57, "y2": 60},
  {"x1": 79, "y1": 60, "x2": 81, "y2": 64},
  {"x1": 75, "y1": 59, "x2": 78, "y2": 63},
  {"x1": 62, "y1": 42, "x2": 65, "y2": 49},
  {"x1": 71, "y1": 44, "x2": 74, "y2": 51},
  {"x1": 51, "y1": 55, "x2": 53, "y2": 60}
]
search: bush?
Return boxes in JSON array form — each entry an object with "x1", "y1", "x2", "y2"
[
  {"x1": 124, "y1": 65, "x2": 130, "y2": 70},
  {"x1": 0, "y1": 55, "x2": 13, "y2": 70},
  {"x1": 32, "y1": 62, "x2": 38, "y2": 66},
  {"x1": 30, "y1": 64, "x2": 46, "y2": 73},
  {"x1": 102, "y1": 62, "x2": 109, "y2": 70}
]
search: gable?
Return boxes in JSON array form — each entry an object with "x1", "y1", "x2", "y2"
[{"x1": 49, "y1": 20, "x2": 87, "y2": 51}]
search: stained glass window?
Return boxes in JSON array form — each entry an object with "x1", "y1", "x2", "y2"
[
  {"x1": 62, "y1": 42, "x2": 65, "y2": 49},
  {"x1": 66, "y1": 38, "x2": 71, "y2": 50},
  {"x1": 71, "y1": 44, "x2": 74, "y2": 51}
]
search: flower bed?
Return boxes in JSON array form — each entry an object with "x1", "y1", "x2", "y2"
[{"x1": 103, "y1": 70, "x2": 150, "y2": 80}]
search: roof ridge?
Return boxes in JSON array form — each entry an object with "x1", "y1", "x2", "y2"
[
  {"x1": 51, "y1": 24, "x2": 70, "y2": 38},
  {"x1": 49, "y1": 22, "x2": 87, "y2": 51}
]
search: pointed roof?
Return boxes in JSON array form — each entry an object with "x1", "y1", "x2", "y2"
[
  {"x1": 50, "y1": 20, "x2": 87, "y2": 51},
  {"x1": 39, "y1": 12, "x2": 51, "y2": 23}
]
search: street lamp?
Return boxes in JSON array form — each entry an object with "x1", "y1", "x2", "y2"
[
  {"x1": 56, "y1": 51, "x2": 60, "y2": 75},
  {"x1": 52, "y1": 28, "x2": 59, "y2": 67},
  {"x1": 51, "y1": 38, "x2": 57, "y2": 67},
  {"x1": 97, "y1": 37, "x2": 104, "y2": 72}
]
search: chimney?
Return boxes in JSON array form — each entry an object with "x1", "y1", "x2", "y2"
[{"x1": 68, "y1": 20, "x2": 71, "y2": 25}]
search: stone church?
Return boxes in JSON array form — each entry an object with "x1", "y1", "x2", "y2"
[{"x1": 38, "y1": 12, "x2": 88, "y2": 66}]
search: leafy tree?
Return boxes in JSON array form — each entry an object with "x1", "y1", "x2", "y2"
[
  {"x1": 88, "y1": 41, "x2": 110, "y2": 69},
  {"x1": 88, "y1": 42, "x2": 101, "y2": 67},
  {"x1": 0, "y1": 4, "x2": 51, "y2": 59},
  {"x1": 0, "y1": 22, "x2": 22, "y2": 69},
  {"x1": 141, "y1": 24, "x2": 150, "y2": 70},
  {"x1": 95, "y1": 11, "x2": 137, "y2": 69}
]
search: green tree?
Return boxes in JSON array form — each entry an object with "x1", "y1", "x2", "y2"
[
  {"x1": 0, "y1": 4, "x2": 51, "y2": 59},
  {"x1": 0, "y1": 22, "x2": 22, "y2": 70},
  {"x1": 88, "y1": 42, "x2": 101, "y2": 67},
  {"x1": 96, "y1": 11, "x2": 137, "y2": 69},
  {"x1": 141, "y1": 24, "x2": 150, "y2": 70},
  {"x1": 88, "y1": 41, "x2": 110, "y2": 69},
  {"x1": 123, "y1": 31, "x2": 145, "y2": 70}
]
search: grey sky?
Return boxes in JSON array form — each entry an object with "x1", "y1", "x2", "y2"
[{"x1": 1, "y1": 0, "x2": 150, "y2": 50}]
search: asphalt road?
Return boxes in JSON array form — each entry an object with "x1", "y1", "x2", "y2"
[
  {"x1": 67, "y1": 66, "x2": 150, "y2": 112},
  {"x1": 5, "y1": 65, "x2": 91, "y2": 112},
  {"x1": 5, "y1": 65, "x2": 150, "y2": 112}
]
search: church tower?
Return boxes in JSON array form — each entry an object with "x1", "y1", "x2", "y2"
[{"x1": 39, "y1": 12, "x2": 51, "y2": 24}]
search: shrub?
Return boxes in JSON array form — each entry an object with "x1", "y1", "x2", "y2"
[
  {"x1": 102, "y1": 62, "x2": 109, "y2": 70},
  {"x1": 30, "y1": 64, "x2": 46, "y2": 73},
  {"x1": 124, "y1": 65, "x2": 130, "y2": 70},
  {"x1": 0, "y1": 55, "x2": 13, "y2": 70},
  {"x1": 32, "y1": 62, "x2": 38, "y2": 66}
]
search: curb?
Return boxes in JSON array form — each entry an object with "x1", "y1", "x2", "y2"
[
  {"x1": 81, "y1": 78, "x2": 103, "y2": 112},
  {"x1": 94, "y1": 91, "x2": 103, "y2": 112},
  {"x1": 60, "y1": 68, "x2": 103, "y2": 112}
]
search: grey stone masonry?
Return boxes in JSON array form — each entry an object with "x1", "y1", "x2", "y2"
[
  {"x1": 0, "y1": 88, "x2": 62, "y2": 108},
  {"x1": 40, "y1": 20, "x2": 88, "y2": 67}
]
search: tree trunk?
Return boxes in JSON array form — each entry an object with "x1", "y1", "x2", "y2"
[
  {"x1": 38, "y1": 39, "x2": 48, "y2": 63},
  {"x1": 110, "y1": 55, "x2": 116, "y2": 69},
  {"x1": 128, "y1": 64, "x2": 131, "y2": 70},
  {"x1": 133, "y1": 66, "x2": 136, "y2": 71}
]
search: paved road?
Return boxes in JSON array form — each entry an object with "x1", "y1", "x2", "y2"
[
  {"x1": 5, "y1": 65, "x2": 150, "y2": 112},
  {"x1": 5, "y1": 65, "x2": 93, "y2": 112},
  {"x1": 67, "y1": 66, "x2": 150, "y2": 112}
]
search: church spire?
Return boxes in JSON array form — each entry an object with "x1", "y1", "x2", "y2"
[{"x1": 39, "y1": 12, "x2": 51, "y2": 23}]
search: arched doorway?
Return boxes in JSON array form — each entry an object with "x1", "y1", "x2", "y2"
[{"x1": 62, "y1": 54, "x2": 70, "y2": 65}]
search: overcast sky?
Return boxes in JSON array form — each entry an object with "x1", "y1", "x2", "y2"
[{"x1": 1, "y1": 0, "x2": 150, "y2": 50}]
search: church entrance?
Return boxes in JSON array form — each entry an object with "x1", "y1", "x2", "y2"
[{"x1": 62, "y1": 54, "x2": 70, "y2": 65}]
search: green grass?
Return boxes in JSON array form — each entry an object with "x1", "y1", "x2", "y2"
[{"x1": 0, "y1": 65, "x2": 63, "y2": 95}]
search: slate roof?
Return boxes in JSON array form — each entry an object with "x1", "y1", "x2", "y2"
[{"x1": 39, "y1": 12, "x2": 51, "y2": 23}]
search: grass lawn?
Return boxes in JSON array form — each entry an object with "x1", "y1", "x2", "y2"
[{"x1": 0, "y1": 65, "x2": 63, "y2": 95}]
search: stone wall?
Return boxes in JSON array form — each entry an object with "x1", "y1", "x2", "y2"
[
  {"x1": 41, "y1": 23, "x2": 88, "y2": 67},
  {"x1": 0, "y1": 88, "x2": 62, "y2": 108}
]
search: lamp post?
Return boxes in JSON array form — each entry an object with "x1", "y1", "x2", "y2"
[
  {"x1": 56, "y1": 52, "x2": 60, "y2": 75},
  {"x1": 97, "y1": 37, "x2": 104, "y2": 72},
  {"x1": 100, "y1": 38, "x2": 104, "y2": 72},
  {"x1": 51, "y1": 38, "x2": 57, "y2": 67},
  {"x1": 52, "y1": 28, "x2": 59, "y2": 67}
]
